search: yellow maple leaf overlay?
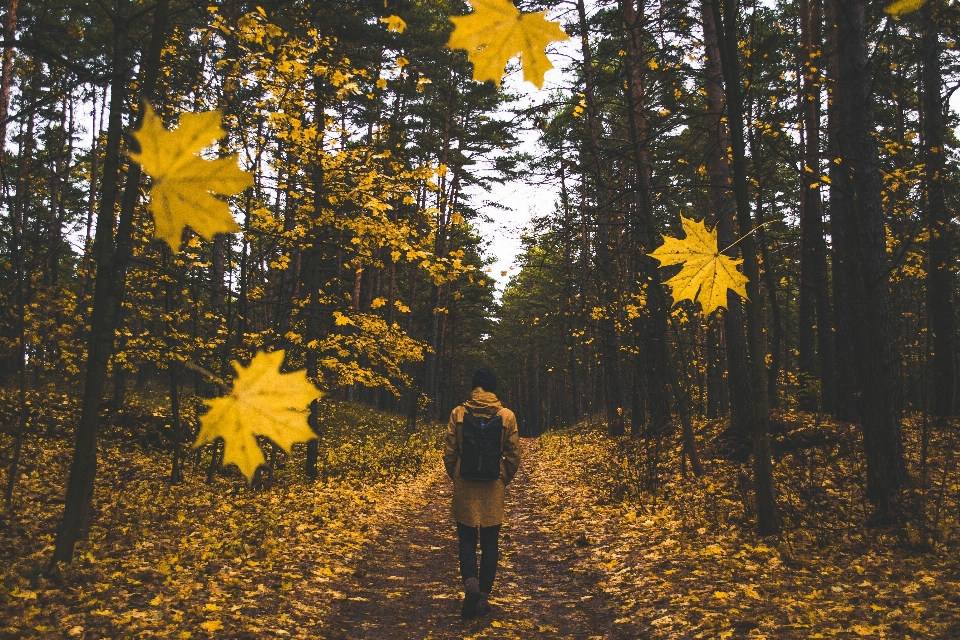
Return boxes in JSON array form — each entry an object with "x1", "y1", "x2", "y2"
[
  {"x1": 380, "y1": 15, "x2": 407, "y2": 33},
  {"x1": 130, "y1": 104, "x2": 252, "y2": 251},
  {"x1": 447, "y1": 0, "x2": 569, "y2": 89},
  {"x1": 193, "y1": 350, "x2": 322, "y2": 482},
  {"x1": 884, "y1": 0, "x2": 926, "y2": 15},
  {"x1": 648, "y1": 214, "x2": 749, "y2": 316}
]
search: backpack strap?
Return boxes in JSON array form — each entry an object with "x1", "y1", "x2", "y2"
[{"x1": 461, "y1": 405, "x2": 502, "y2": 419}]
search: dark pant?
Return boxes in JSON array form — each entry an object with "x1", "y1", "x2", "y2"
[{"x1": 456, "y1": 522, "x2": 501, "y2": 594}]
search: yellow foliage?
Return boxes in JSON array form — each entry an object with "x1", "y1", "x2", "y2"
[
  {"x1": 380, "y1": 15, "x2": 407, "y2": 33},
  {"x1": 447, "y1": 0, "x2": 569, "y2": 89},
  {"x1": 648, "y1": 214, "x2": 749, "y2": 316},
  {"x1": 884, "y1": 0, "x2": 926, "y2": 15},
  {"x1": 130, "y1": 105, "x2": 252, "y2": 251},
  {"x1": 193, "y1": 350, "x2": 322, "y2": 481},
  {"x1": 316, "y1": 313, "x2": 423, "y2": 394}
]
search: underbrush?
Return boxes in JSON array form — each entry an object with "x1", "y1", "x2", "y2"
[
  {"x1": 551, "y1": 411, "x2": 960, "y2": 549},
  {"x1": 0, "y1": 386, "x2": 444, "y2": 639},
  {"x1": 537, "y1": 413, "x2": 960, "y2": 638},
  {"x1": 315, "y1": 399, "x2": 442, "y2": 483}
]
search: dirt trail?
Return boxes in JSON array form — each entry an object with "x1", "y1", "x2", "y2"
[{"x1": 320, "y1": 439, "x2": 643, "y2": 639}]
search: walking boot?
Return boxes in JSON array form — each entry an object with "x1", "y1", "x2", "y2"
[
  {"x1": 475, "y1": 592, "x2": 491, "y2": 616},
  {"x1": 461, "y1": 577, "x2": 481, "y2": 619}
]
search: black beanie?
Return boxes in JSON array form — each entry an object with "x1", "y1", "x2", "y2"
[{"x1": 471, "y1": 368, "x2": 497, "y2": 392}]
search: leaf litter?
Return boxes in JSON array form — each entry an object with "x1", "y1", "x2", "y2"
[
  {"x1": 532, "y1": 417, "x2": 960, "y2": 638},
  {"x1": 4, "y1": 388, "x2": 960, "y2": 638},
  {"x1": 1, "y1": 391, "x2": 441, "y2": 638}
]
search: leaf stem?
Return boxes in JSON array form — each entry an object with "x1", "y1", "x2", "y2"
[
  {"x1": 719, "y1": 219, "x2": 774, "y2": 255},
  {"x1": 181, "y1": 360, "x2": 231, "y2": 395}
]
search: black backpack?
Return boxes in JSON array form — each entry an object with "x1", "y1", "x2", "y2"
[{"x1": 459, "y1": 408, "x2": 504, "y2": 482}]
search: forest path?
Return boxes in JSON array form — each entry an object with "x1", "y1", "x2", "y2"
[{"x1": 319, "y1": 438, "x2": 642, "y2": 639}]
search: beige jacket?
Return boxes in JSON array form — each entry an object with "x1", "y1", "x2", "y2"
[{"x1": 443, "y1": 388, "x2": 520, "y2": 527}]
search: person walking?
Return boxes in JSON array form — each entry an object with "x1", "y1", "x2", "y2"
[{"x1": 443, "y1": 368, "x2": 520, "y2": 619}]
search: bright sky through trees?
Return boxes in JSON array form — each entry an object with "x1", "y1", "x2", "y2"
[{"x1": 466, "y1": 18, "x2": 578, "y2": 296}]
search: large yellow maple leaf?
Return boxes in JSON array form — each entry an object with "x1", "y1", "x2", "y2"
[
  {"x1": 648, "y1": 214, "x2": 749, "y2": 316},
  {"x1": 447, "y1": 0, "x2": 569, "y2": 89},
  {"x1": 193, "y1": 350, "x2": 322, "y2": 482},
  {"x1": 130, "y1": 105, "x2": 252, "y2": 251},
  {"x1": 884, "y1": 0, "x2": 926, "y2": 15},
  {"x1": 380, "y1": 14, "x2": 407, "y2": 33}
]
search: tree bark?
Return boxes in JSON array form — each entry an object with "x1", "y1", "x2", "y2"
[
  {"x1": 700, "y1": 0, "x2": 755, "y2": 462},
  {"x1": 823, "y1": 0, "x2": 857, "y2": 422},
  {"x1": 576, "y1": 0, "x2": 624, "y2": 437},
  {"x1": 304, "y1": 76, "x2": 327, "y2": 478},
  {"x1": 169, "y1": 363, "x2": 184, "y2": 485},
  {"x1": 621, "y1": 0, "x2": 673, "y2": 442},
  {"x1": 797, "y1": 0, "x2": 835, "y2": 413},
  {"x1": 0, "y1": 0, "x2": 18, "y2": 148},
  {"x1": 46, "y1": 89, "x2": 70, "y2": 290},
  {"x1": 275, "y1": 147, "x2": 300, "y2": 348},
  {"x1": 52, "y1": 0, "x2": 170, "y2": 565},
  {"x1": 4, "y1": 69, "x2": 35, "y2": 506},
  {"x1": 706, "y1": 319, "x2": 727, "y2": 418},
  {"x1": 707, "y1": 0, "x2": 781, "y2": 535},
  {"x1": 422, "y1": 72, "x2": 456, "y2": 415},
  {"x1": 558, "y1": 148, "x2": 583, "y2": 426},
  {"x1": 830, "y1": 0, "x2": 905, "y2": 517},
  {"x1": 756, "y1": 219, "x2": 783, "y2": 408},
  {"x1": 921, "y1": 2, "x2": 954, "y2": 416}
]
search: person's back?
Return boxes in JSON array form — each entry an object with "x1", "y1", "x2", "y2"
[{"x1": 443, "y1": 369, "x2": 520, "y2": 619}]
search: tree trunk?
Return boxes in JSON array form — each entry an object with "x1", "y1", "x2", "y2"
[
  {"x1": 169, "y1": 363, "x2": 184, "y2": 485},
  {"x1": 707, "y1": 0, "x2": 781, "y2": 535},
  {"x1": 621, "y1": 0, "x2": 673, "y2": 442},
  {"x1": 706, "y1": 319, "x2": 727, "y2": 418},
  {"x1": 52, "y1": 0, "x2": 170, "y2": 565},
  {"x1": 0, "y1": 0, "x2": 18, "y2": 148},
  {"x1": 576, "y1": 0, "x2": 624, "y2": 437},
  {"x1": 823, "y1": 0, "x2": 857, "y2": 422},
  {"x1": 86, "y1": 88, "x2": 106, "y2": 246},
  {"x1": 830, "y1": 0, "x2": 905, "y2": 518},
  {"x1": 921, "y1": 2, "x2": 954, "y2": 417},
  {"x1": 756, "y1": 219, "x2": 783, "y2": 408},
  {"x1": 700, "y1": 0, "x2": 755, "y2": 462},
  {"x1": 46, "y1": 90, "x2": 68, "y2": 290},
  {"x1": 3, "y1": 69, "x2": 35, "y2": 507},
  {"x1": 79, "y1": 89, "x2": 107, "y2": 308},
  {"x1": 275, "y1": 148, "x2": 300, "y2": 347},
  {"x1": 422, "y1": 77, "x2": 456, "y2": 415},
  {"x1": 558, "y1": 149, "x2": 583, "y2": 426},
  {"x1": 797, "y1": 0, "x2": 835, "y2": 413},
  {"x1": 669, "y1": 318, "x2": 705, "y2": 478},
  {"x1": 304, "y1": 76, "x2": 327, "y2": 479}
]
